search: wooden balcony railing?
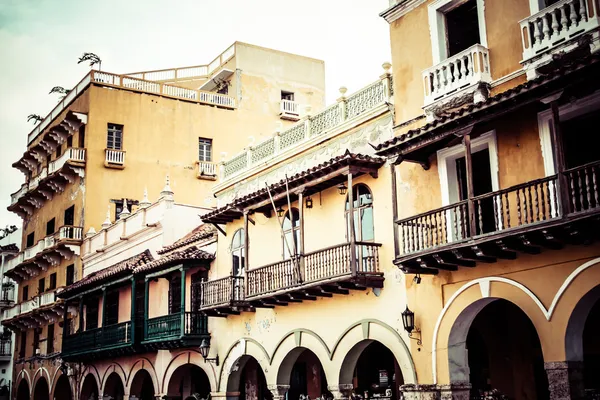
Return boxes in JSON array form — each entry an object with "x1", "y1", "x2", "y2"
[
  {"x1": 396, "y1": 161, "x2": 600, "y2": 257},
  {"x1": 62, "y1": 321, "x2": 131, "y2": 356},
  {"x1": 0, "y1": 339, "x2": 11, "y2": 357},
  {"x1": 144, "y1": 312, "x2": 207, "y2": 342},
  {"x1": 0, "y1": 286, "x2": 14, "y2": 304},
  {"x1": 246, "y1": 242, "x2": 382, "y2": 298},
  {"x1": 198, "y1": 276, "x2": 244, "y2": 309}
]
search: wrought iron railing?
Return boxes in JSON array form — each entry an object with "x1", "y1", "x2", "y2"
[
  {"x1": 144, "y1": 312, "x2": 207, "y2": 341},
  {"x1": 396, "y1": 161, "x2": 600, "y2": 256},
  {"x1": 62, "y1": 321, "x2": 131, "y2": 355}
]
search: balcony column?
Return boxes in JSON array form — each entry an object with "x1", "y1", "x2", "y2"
[
  {"x1": 62, "y1": 299, "x2": 69, "y2": 341},
  {"x1": 78, "y1": 295, "x2": 84, "y2": 332},
  {"x1": 180, "y1": 267, "x2": 186, "y2": 332},
  {"x1": 130, "y1": 277, "x2": 136, "y2": 343},
  {"x1": 144, "y1": 278, "x2": 149, "y2": 340},
  {"x1": 298, "y1": 191, "x2": 305, "y2": 282},
  {"x1": 463, "y1": 131, "x2": 477, "y2": 236},
  {"x1": 243, "y1": 210, "x2": 250, "y2": 296},
  {"x1": 390, "y1": 162, "x2": 400, "y2": 259},
  {"x1": 347, "y1": 172, "x2": 357, "y2": 276},
  {"x1": 549, "y1": 99, "x2": 570, "y2": 216}
]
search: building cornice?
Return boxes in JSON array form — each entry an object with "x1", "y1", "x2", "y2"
[{"x1": 380, "y1": 0, "x2": 428, "y2": 23}]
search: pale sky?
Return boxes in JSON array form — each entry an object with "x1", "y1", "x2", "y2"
[{"x1": 0, "y1": 0, "x2": 391, "y2": 229}]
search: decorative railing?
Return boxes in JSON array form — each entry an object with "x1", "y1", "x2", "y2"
[
  {"x1": 126, "y1": 44, "x2": 235, "y2": 81},
  {"x1": 520, "y1": 0, "x2": 600, "y2": 62},
  {"x1": 57, "y1": 225, "x2": 83, "y2": 241},
  {"x1": 0, "y1": 286, "x2": 14, "y2": 304},
  {"x1": 197, "y1": 161, "x2": 218, "y2": 178},
  {"x1": 144, "y1": 312, "x2": 207, "y2": 341},
  {"x1": 198, "y1": 276, "x2": 245, "y2": 309},
  {"x1": 422, "y1": 44, "x2": 491, "y2": 107},
  {"x1": 0, "y1": 339, "x2": 11, "y2": 357},
  {"x1": 280, "y1": 100, "x2": 300, "y2": 116},
  {"x1": 49, "y1": 147, "x2": 86, "y2": 174},
  {"x1": 105, "y1": 149, "x2": 126, "y2": 166},
  {"x1": 396, "y1": 161, "x2": 600, "y2": 257},
  {"x1": 246, "y1": 242, "x2": 381, "y2": 298},
  {"x1": 221, "y1": 75, "x2": 392, "y2": 180},
  {"x1": 63, "y1": 321, "x2": 131, "y2": 355}
]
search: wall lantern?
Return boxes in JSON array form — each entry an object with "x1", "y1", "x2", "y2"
[
  {"x1": 276, "y1": 206, "x2": 285, "y2": 218},
  {"x1": 199, "y1": 338, "x2": 220, "y2": 366},
  {"x1": 337, "y1": 183, "x2": 348, "y2": 195},
  {"x1": 305, "y1": 196, "x2": 313, "y2": 209},
  {"x1": 401, "y1": 306, "x2": 422, "y2": 345}
]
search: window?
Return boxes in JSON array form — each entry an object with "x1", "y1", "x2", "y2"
[
  {"x1": 67, "y1": 136, "x2": 73, "y2": 148},
  {"x1": 19, "y1": 332, "x2": 26, "y2": 358},
  {"x1": 85, "y1": 298, "x2": 99, "y2": 330},
  {"x1": 64, "y1": 205, "x2": 75, "y2": 226},
  {"x1": 107, "y1": 123, "x2": 123, "y2": 150},
  {"x1": 112, "y1": 199, "x2": 139, "y2": 221},
  {"x1": 66, "y1": 264, "x2": 75, "y2": 286},
  {"x1": 56, "y1": 144, "x2": 62, "y2": 158},
  {"x1": 46, "y1": 324, "x2": 54, "y2": 354},
  {"x1": 169, "y1": 274, "x2": 182, "y2": 314},
  {"x1": 79, "y1": 126, "x2": 86, "y2": 148},
  {"x1": 38, "y1": 278, "x2": 45, "y2": 294},
  {"x1": 282, "y1": 208, "x2": 300, "y2": 260},
  {"x1": 22, "y1": 285, "x2": 28, "y2": 302},
  {"x1": 198, "y1": 138, "x2": 213, "y2": 162},
  {"x1": 345, "y1": 185, "x2": 375, "y2": 242},
  {"x1": 281, "y1": 91, "x2": 295, "y2": 101},
  {"x1": 46, "y1": 218, "x2": 56, "y2": 236},
  {"x1": 429, "y1": 0, "x2": 487, "y2": 63},
  {"x1": 49, "y1": 273, "x2": 57, "y2": 290},
  {"x1": 26, "y1": 232, "x2": 35, "y2": 248},
  {"x1": 231, "y1": 229, "x2": 245, "y2": 276},
  {"x1": 104, "y1": 290, "x2": 119, "y2": 326}
]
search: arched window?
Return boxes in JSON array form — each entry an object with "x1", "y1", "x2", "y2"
[
  {"x1": 231, "y1": 229, "x2": 245, "y2": 276},
  {"x1": 345, "y1": 184, "x2": 374, "y2": 242},
  {"x1": 282, "y1": 208, "x2": 300, "y2": 259}
]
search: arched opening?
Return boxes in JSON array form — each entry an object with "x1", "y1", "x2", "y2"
[
  {"x1": 104, "y1": 372, "x2": 125, "y2": 400},
  {"x1": 277, "y1": 348, "x2": 329, "y2": 400},
  {"x1": 80, "y1": 374, "x2": 98, "y2": 400},
  {"x1": 53, "y1": 374, "x2": 72, "y2": 400},
  {"x1": 130, "y1": 369, "x2": 155, "y2": 400},
  {"x1": 33, "y1": 377, "x2": 49, "y2": 400},
  {"x1": 16, "y1": 379, "x2": 29, "y2": 400},
  {"x1": 566, "y1": 284, "x2": 600, "y2": 398},
  {"x1": 340, "y1": 340, "x2": 403, "y2": 400},
  {"x1": 227, "y1": 356, "x2": 271, "y2": 400},
  {"x1": 166, "y1": 364, "x2": 211, "y2": 400},
  {"x1": 449, "y1": 298, "x2": 548, "y2": 399}
]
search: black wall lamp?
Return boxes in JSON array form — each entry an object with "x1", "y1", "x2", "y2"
[
  {"x1": 200, "y1": 338, "x2": 220, "y2": 366},
  {"x1": 276, "y1": 206, "x2": 285, "y2": 218},
  {"x1": 401, "y1": 306, "x2": 422, "y2": 345},
  {"x1": 337, "y1": 183, "x2": 347, "y2": 195},
  {"x1": 305, "y1": 196, "x2": 313, "y2": 209}
]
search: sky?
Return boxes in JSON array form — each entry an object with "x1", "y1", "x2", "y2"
[{"x1": 0, "y1": 0, "x2": 391, "y2": 229}]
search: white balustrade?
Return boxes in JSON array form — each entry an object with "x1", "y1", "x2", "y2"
[
  {"x1": 198, "y1": 161, "x2": 217, "y2": 177},
  {"x1": 39, "y1": 291, "x2": 56, "y2": 307},
  {"x1": 4, "y1": 304, "x2": 20, "y2": 319},
  {"x1": 198, "y1": 91, "x2": 236, "y2": 107},
  {"x1": 10, "y1": 184, "x2": 27, "y2": 206},
  {"x1": 280, "y1": 100, "x2": 300, "y2": 116},
  {"x1": 422, "y1": 44, "x2": 491, "y2": 108},
  {"x1": 49, "y1": 148, "x2": 86, "y2": 174},
  {"x1": 20, "y1": 297, "x2": 39, "y2": 314},
  {"x1": 105, "y1": 149, "x2": 126, "y2": 166},
  {"x1": 521, "y1": 0, "x2": 600, "y2": 62},
  {"x1": 58, "y1": 226, "x2": 83, "y2": 241}
]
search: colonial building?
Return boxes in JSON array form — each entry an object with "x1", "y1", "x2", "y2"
[
  {"x1": 0, "y1": 229, "x2": 19, "y2": 400},
  {"x1": 378, "y1": 0, "x2": 600, "y2": 398},
  {"x1": 3, "y1": 42, "x2": 325, "y2": 400}
]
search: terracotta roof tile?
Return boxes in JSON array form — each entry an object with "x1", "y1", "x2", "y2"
[
  {"x1": 0, "y1": 244, "x2": 19, "y2": 253},
  {"x1": 133, "y1": 246, "x2": 214, "y2": 275},
  {"x1": 157, "y1": 224, "x2": 216, "y2": 255}
]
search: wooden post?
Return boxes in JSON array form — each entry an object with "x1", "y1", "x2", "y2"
[
  {"x1": 347, "y1": 172, "x2": 357, "y2": 276},
  {"x1": 78, "y1": 296, "x2": 84, "y2": 332},
  {"x1": 243, "y1": 211, "x2": 250, "y2": 297},
  {"x1": 130, "y1": 278, "x2": 136, "y2": 344},
  {"x1": 143, "y1": 278, "x2": 149, "y2": 340},
  {"x1": 180, "y1": 268, "x2": 186, "y2": 334},
  {"x1": 390, "y1": 162, "x2": 400, "y2": 258},
  {"x1": 463, "y1": 133, "x2": 477, "y2": 236},
  {"x1": 298, "y1": 191, "x2": 305, "y2": 282},
  {"x1": 550, "y1": 101, "x2": 570, "y2": 215},
  {"x1": 62, "y1": 299, "x2": 69, "y2": 341}
]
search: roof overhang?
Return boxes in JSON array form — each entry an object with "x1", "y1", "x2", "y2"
[{"x1": 199, "y1": 68, "x2": 235, "y2": 91}]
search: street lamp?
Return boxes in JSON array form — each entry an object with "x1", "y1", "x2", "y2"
[
  {"x1": 401, "y1": 306, "x2": 422, "y2": 345},
  {"x1": 276, "y1": 206, "x2": 285, "y2": 218},
  {"x1": 305, "y1": 196, "x2": 313, "y2": 209},
  {"x1": 199, "y1": 338, "x2": 219, "y2": 366},
  {"x1": 337, "y1": 183, "x2": 347, "y2": 195}
]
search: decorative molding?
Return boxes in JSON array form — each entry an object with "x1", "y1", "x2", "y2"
[{"x1": 380, "y1": 0, "x2": 429, "y2": 23}]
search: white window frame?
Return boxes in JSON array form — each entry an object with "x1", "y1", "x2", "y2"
[
  {"x1": 198, "y1": 137, "x2": 213, "y2": 162},
  {"x1": 428, "y1": 0, "x2": 488, "y2": 64},
  {"x1": 437, "y1": 130, "x2": 499, "y2": 240},
  {"x1": 528, "y1": 0, "x2": 559, "y2": 14}
]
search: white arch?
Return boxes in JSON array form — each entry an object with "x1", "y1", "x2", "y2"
[{"x1": 431, "y1": 256, "x2": 600, "y2": 383}]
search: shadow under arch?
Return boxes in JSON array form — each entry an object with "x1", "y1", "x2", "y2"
[
  {"x1": 16, "y1": 378, "x2": 30, "y2": 400},
  {"x1": 33, "y1": 376, "x2": 50, "y2": 400},
  {"x1": 126, "y1": 358, "x2": 159, "y2": 397},
  {"x1": 80, "y1": 373, "x2": 99, "y2": 400},
  {"x1": 103, "y1": 372, "x2": 125, "y2": 400},
  {"x1": 52, "y1": 373, "x2": 72, "y2": 400},
  {"x1": 226, "y1": 355, "x2": 271, "y2": 400},
  {"x1": 129, "y1": 368, "x2": 155, "y2": 400}
]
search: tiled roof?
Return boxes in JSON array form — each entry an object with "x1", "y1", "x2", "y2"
[
  {"x1": 59, "y1": 250, "x2": 153, "y2": 298},
  {"x1": 157, "y1": 224, "x2": 216, "y2": 255},
  {"x1": 133, "y1": 246, "x2": 214, "y2": 275},
  {"x1": 203, "y1": 151, "x2": 386, "y2": 223},
  {"x1": 374, "y1": 52, "x2": 600, "y2": 157},
  {"x1": 0, "y1": 244, "x2": 19, "y2": 253}
]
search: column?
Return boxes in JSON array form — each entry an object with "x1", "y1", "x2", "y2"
[
  {"x1": 545, "y1": 361, "x2": 584, "y2": 400},
  {"x1": 78, "y1": 296, "x2": 84, "y2": 332},
  {"x1": 298, "y1": 191, "x2": 305, "y2": 282},
  {"x1": 463, "y1": 133, "x2": 476, "y2": 236},
  {"x1": 130, "y1": 277, "x2": 136, "y2": 343},
  {"x1": 268, "y1": 385, "x2": 290, "y2": 400},
  {"x1": 327, "y1": 384, "x2": 353, "y2": 400},
  {"x1": 180, "y1": 268, "x2": 186, "y2": 333},
  {"x1": 144, "y1": 278, "x2": 149, "y2": 340},
  {"x1": 347, "y1": 172, "x2": 357, "y2": 276},
  {"x1": 550, "y1": 101, "x2": 570, "y2": 216}
]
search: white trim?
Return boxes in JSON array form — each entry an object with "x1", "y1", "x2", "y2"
[
  {"x1": 428, "y1": 0, "x2": 488, "y2": 64},
  {"x1": 380, "y1": 0, "x2": 429, "y2": 23},
  {"x1": 529, "y1": 0, "x2": 546, "y2": 13},
  {"x1": 430, "y1": 256, "x2": 600, "y2": 383},
  {"x1": 490, "y1": 69, "x2": 526, "y2": 88}
]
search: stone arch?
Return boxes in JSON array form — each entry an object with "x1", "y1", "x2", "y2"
[
  {"x1": 16, "y1": 376, "x2": 30, "y2": 400},
  {"x1": 33, "y1": 375, "x2": 50, "y2": 400},
  {"x1": 80, "y1": 372, "x2": 100, "y2": 400},
  {"x1": 565, "y1": 285, "x2": 600, "y2": 362},
  {"x1": 161, "y1": 351, "x2": 216, "y2": 395},
  {"x1": 126, "y1": 358, "x2": 159, "y2": 397},
  {"x1": 51, "y1": 373, "x2": 72, "y2": 400},
  {"x1": 218, "y1": 339, "x2": 271, "y2": 392},
  {"x1": 103, "y1": 372, "x2": 125, "y2": 400},
  {"x1": 32, "y1": 367, "x2": 51, "y2": 395},
  {"x1": 331, "y1": 320, "x2": 416, "y2": 384},
  {"x1": 100, "y1": 363, "x2": 128, "y2": 395},
  {"x1": 15, "y1": 369, "x2": 32, "y2": 398}
]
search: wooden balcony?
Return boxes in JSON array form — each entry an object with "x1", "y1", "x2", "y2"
[
  {"x1": 197, "y1": 161, "x2": 218, "y2": 180},
  {"x1": 0, "y1": 339, "x2": 11, "y2": 361},
  {"x1": 280, "y1": 100, "x2": 301, "y2": 121},
  {"x1": 199, "y1": 242, "x2": 383, "y2": 316},
  {"x1": 105, "y1": 149, "x2": 126, "y2": 169},
  {"x1": 142, "y1": 311, "x2": 208, "y2": 349},
  {"x1": 62, "y1": 321, "x2": 132, "y2": 360},
  {"x1": 396, "y1": 160, "x2": 600, "y2": 273}
]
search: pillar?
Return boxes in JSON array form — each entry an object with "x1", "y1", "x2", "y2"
[
  {"x1": 268, "y1": 385, "x2": 290, "y2": 400},
  {"x1": 545, "y1": 361, "x2": 584, "y2": 400},
  {"x1": 327, "y1": 384, "x2": 353, "y2": 400}
]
